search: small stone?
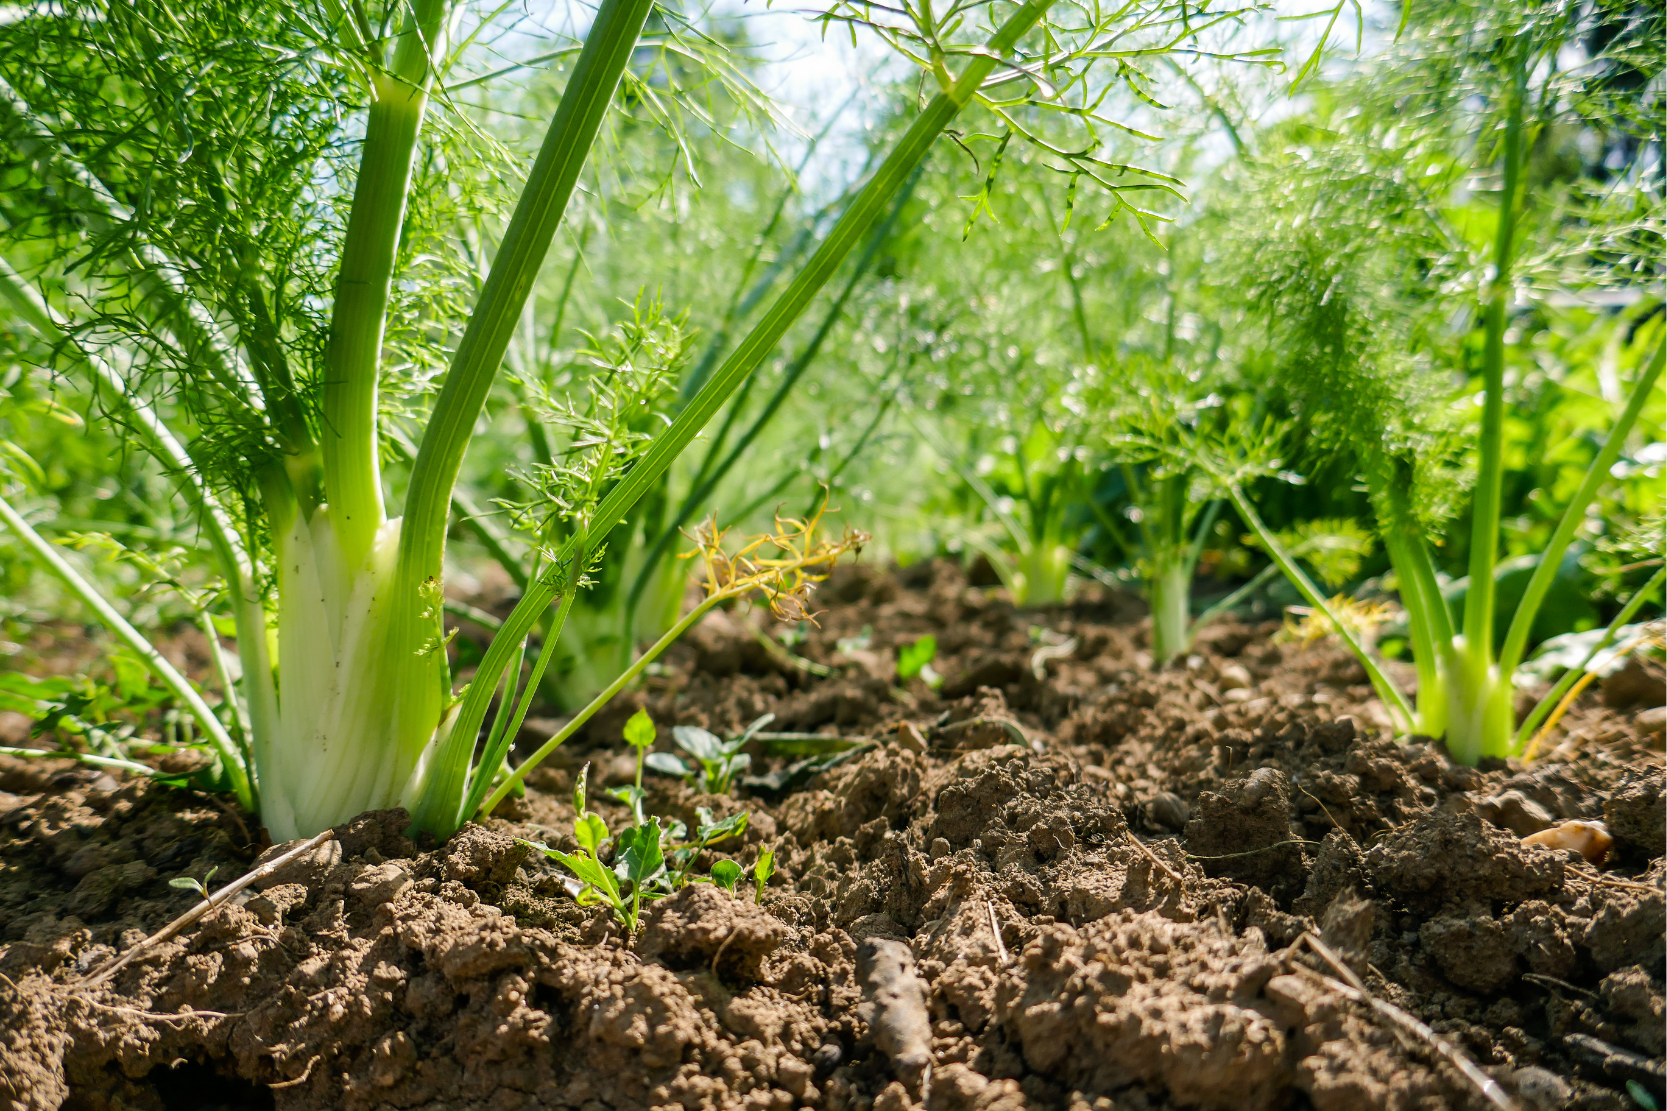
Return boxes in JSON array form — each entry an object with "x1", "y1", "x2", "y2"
[
  {"x1": 1521, "y1": 820, "x2": 1611, "y2": 865},
  {"x1": 1510, "y1": 1066, "x2": 1571, "y2": 1111},
  {"x1": 1143, "y1": 792, "x2": 1190, "y2": 832},
  {"x1": 811, "y1": 1042, "x2": 843, "y2": 1076},
  {"x1": 350, "y1": 862, "x2": 412, "y2": 907},
  {"x1": 1476, "y1": 790, "x2": 1557, "y2": 837},
  {"x1": 1217, "y1": 662, "x2": 1253, "y2": 691}
]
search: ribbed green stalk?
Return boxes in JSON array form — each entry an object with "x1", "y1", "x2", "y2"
[
  {"x1": 1458, "y1": 81, "x2": 1524, "y2": 661},
  {"x1": 1381, "y1": 528, "x2": 1449, "y2": 738},
  {"x1": 622, "y1": 167, "x2": 923, "y2": 631},
  {"x1": 1443, "y1": 72, "x2": 1533, "y2": 764},
  {"x1": 1019, "y1": 541, "x2": 1071, "y2": 607},
  {"x1": 1498, "y1": 342, "x2": 1665, "y2": 675},
  {"x1": 1228, "y1": 484, "x2": 1417, "y2": 730},
  {"x1": 583, "y1": 0, "x2": 1055, "y2": 555},
  {"x1": 397, "y1": 0, "x2": 660, "y2": 836},
  {"x1": 476, "y1": 587, "x2": 727, "y2": 820},
  {"x1": 1148, "y1": 556, "x2": 1191, "y2": 662},
  {"x1": 321, "y1": 0, "x2": 453, "y2": 568},
  {"x1": 411, "y1": 0, "x2": 1060, "y2": 837},
  {"x1": 1514, "y1": 566, "x2": 1665, "y2": 750},
  {"x1": 461, "y1": 591, "x2": 576, "y2": 820}
]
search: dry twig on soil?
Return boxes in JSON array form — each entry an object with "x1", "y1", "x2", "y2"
[
  {"x1": 985, "y1": 901, "x2": 1011, "y2": 965},
  {"x1": 1291, "y1": 933, "x2": 1520, "y2": 1111},
  {"x1": 74, "y1": 828, "x2": 336, "y2": 988},
  {"x1": 1123, "y1": 830, "x2": 1187, "y2": 884}
]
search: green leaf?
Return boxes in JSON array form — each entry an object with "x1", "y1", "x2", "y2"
[
  {"x1": 736, "y1": 713, "x2": 776, "y2": 745},
  {"x1": 552, "y1": 848, "x2": 624, "y2": 907},
  {"x1": 574, "y1": 813, "x2": 609, "y2": 854},
  {"x1": 607, "y1": 783, "x2": 646, "y2": 822},
  {"x1": 696, "y1": 807, "x2": 748, "y2": 846},
  {"x1": 168, "y1": 876, "x2": 203, "y2": 891},
  {"x1": 753, "y1": 847, "x2": 775, "y2": 902},
  {"x1": 710, "y1": 859, "x2": 743, "y2": 891},
  {"x1": 108, "y1": 650, "x2": 155, "y2": 701},
  {"x1": 618, "y1": 818, "x2": 665, "y2": 889},
  {"x1": 897, "y1": 635, "x2": 938, "y2": 679},
  {"x1": 645, "y1": 751, "x2": 691, "y2": 778},
  {"x1": 623, "y1": 708, "x2": 657, "y2": 750},
  {"x1": 673, "y1": 724, "x2": 725, "y2": 762}
]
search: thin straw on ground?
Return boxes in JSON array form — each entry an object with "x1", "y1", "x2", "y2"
[
  {"x1": 1293, "y1": 932, "x2": 1520, "y2": 1111},
  {"x1": 75, "y1": 828, "x2": 335, "y2": 988}
]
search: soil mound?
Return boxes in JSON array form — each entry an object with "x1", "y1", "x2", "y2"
[{"x1": 1, "y1": 562, "x2": 1661, "y2": 1110}]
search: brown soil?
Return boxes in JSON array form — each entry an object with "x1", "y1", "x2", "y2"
[{"x1": 1, "y1": 561, "x2": 1663, "y2": 1111}]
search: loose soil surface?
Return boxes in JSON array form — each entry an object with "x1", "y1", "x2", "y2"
[{"x1": 1, "y1": 561, "x2": 1663, "y2": 1111}]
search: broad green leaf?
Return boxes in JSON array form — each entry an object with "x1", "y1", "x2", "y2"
[
  {"x1": 673, "y1": 725, "x2": 725, "y2": 762},
  {"x1": 574, "y1": 813, "x2": 609, "y2": 853},
  {"x1": 696, "y1": 807, "x2": 748, "y2": 846},
  {"x1": 552, "y1": 848, "x2": 623, "y2": 906},
  {"x1": 619, "y1": 818, "x2": 665, "y2": 888},
  {"x1": 710, "y1": 859, "x2": 743, "y2": 891},
  {"x1": 645, "y1": 751, "x2": 691, "y2": 778},
  {"x1": 623, "y1": 708, "x2": 657, "y2": 750}
]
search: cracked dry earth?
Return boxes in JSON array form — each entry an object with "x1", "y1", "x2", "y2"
[{"x1": 1, "y1": 561, "x2": 1663, "y2": 1111}]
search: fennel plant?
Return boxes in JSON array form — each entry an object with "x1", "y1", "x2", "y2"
[
  {"x1": 3, "y1": 0, "x2": 1247, "y2": 837},
  {"x1": 1222, "y1": 0, "x2": 1664, "y2": 761}
]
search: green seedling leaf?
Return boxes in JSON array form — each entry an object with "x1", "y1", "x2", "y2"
[
  {"x1": 673, "y1": 725, "x2": 725, "y2": 763},
  {"x1": 753, "y1": 847, "x2": 775, "y2": 902},
  {"x1": 710, "y1": 859, "x2": 743, "y2": 891},
  {"x1": 623, "y1": 708, "x2": 657, "y2": 750},
  {"x1": 695, "y1": 806, "x2": 748, "y2": 846},
  {"x1": 574, "y1": 813, "x2": 609, "y2": 854},
  {"x1": 557, "y1": 849, "x2": 625, "y2": 906},
  {"x1": 618, "y1": 818, "x2": 666, "y2": 889},
  {"x1": 897, "y1": 635, "x2": 938, "y2": 680},
  {"x1": 1627, "y1": 1080, "x2": 1659, "y2": 1110},
  {"x1": 607, "y1": 783, "x2": 647, "y2": 823},
  {"x1": 521, "y1": 838, "x2": 627, "y2": 915},
  {"x1": 573, "y1": 761, "x2": 590, "y2": 816},
  {"x1": 645, "y1": 751, "x2": 691, "y2": 778},
  {"x1": 736, "y1": 713, "x2": 776, "y2": 744},
  {"x1": 167, "y1": 865, "x2": 217, "y2": 898}
]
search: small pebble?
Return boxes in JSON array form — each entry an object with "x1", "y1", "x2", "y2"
[
  {"x1": 1521, "y1": 820, "x2": 1612, "y2": 864},
  {"x1": 811, "y1": 1042, "x2": 843, "y2": 1076}
]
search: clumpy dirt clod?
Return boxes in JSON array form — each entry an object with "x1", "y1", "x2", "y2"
[{"x1": 1, "y1": 561, "x2": 1662, "y2": 1110}]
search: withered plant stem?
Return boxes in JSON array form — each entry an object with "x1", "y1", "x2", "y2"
[{"x1": 75, "y1": 828, "x2": 335, "y2": 988}]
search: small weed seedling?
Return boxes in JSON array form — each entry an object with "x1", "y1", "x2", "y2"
[
  {"x1": 666, "y1": 807, "x2": 750, "y2": 886},
  {"x1": 522, "y1": 753, "x2": 666, "y2": 933},
  {"x1": 523, "y1": 715, "x2": 759, "y2": 930},
  {"x1": 646, "y1": 713, "x2": 774, "y2": 794},
  {"x1": 710, "y1": 859, "x2": 745, "y2": 892},
  {"x1": 753, "y1": 847, "x2": 775, "y2": 903},
  {"x1": 896, "y1": 635, "x2": 942, "y2": 688},
  {"x1": 167, "y1": 865, "x2": 219, "y2": 900}
]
